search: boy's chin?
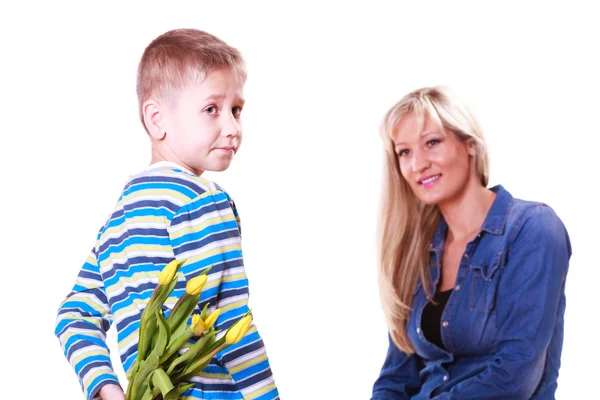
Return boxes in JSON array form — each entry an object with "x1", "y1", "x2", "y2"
[{"x1": 204, "y1": 162, "x2": 232, "y2": 173}]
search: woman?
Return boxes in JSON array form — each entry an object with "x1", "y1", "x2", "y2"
[{"x1": 371, "y1": 86, "x2": 571, "y2": 399}]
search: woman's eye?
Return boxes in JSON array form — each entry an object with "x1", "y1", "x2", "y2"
[
  {"x1": 427, "y1": 139, "x2": 440, "y2": 147},
  {"x1": 397, "y1": 149, "x2": 410, "y2": 157}
]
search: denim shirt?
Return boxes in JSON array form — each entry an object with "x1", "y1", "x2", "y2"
[{"x1": 371, "y1": 185, "x2": 572, "y2": 400}]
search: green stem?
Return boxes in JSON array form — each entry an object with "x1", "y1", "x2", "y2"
[
  {"x1": 159, "y1": 328, "x2": 194, "y2": 364},
  {"x1": 174, "y1": 339, "x2": 227, "y2": 384},
  {"x1": 166, "y1": 331, "x2": 218, "y2": 375},
  {"x1": 167, "y1": 293, "x2": 190, "y2": 323}
]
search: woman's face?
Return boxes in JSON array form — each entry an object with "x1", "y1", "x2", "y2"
[{"x1": 392, "y1": 113, "x2": 477, "y2": 207}]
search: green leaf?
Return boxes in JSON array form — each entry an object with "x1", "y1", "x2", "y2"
[
  {"x1": 149, "y1": 309, "x2": 171, "y2": 359},
  {"x1": 207, "y1": 328, "x2": 216, "y2": 345},
  {"x1": 175, "y1": 336, "x2": 226, "y2": 383},
  {"x1": 165, "y1": 265, "x2": 212, "y2": 334},
  {"x1": 139, "y1": 286, "x2": 159, "y2": 323},
  {"x1": 139, "y1": 386, "x2": 153, "y2": 400},
  {"x1": 163, "y1": 351, "x2": 180, "y2": 370},
  {"x1": 151, "y1": 368, "x2": 175, "y2": 397},
  {"x1": 125, "y1": 356, "x2": 142, "y2": 399},
  {"x1": 139, "y1": 261, "x2": 184, "y2": 331},
  {"x1": 176, "y1": 357, "x2": 211, "y2": 385},
  {"x1": 137, "y1": 275, "x2": 178, "y2": 362},
  {"x1": 200, "y1": 302, "x2": 210, "y2": 320},
  {"x1": 167, "y1": 317, "x2": 189, "y2": 345},
  {"x1": 160, "y1": 327, "x2": 194, "y2": 364},
  {"x1": 164, "y1": 383, "x2": 195, "y2": 400},
  {"x1": 166, "y1": 330, "x2": 219, "y2": 376},
  {"x1": 137, "y1": 313, "x2": 157, "y2": 363},
  {"x1": 167, "y1": 293, "x2": 201, "y2": 333},
  {"x1": 138, "y1": 373, "x2": 155, "y2": 400},
  {"x1": 152, "y1": 274, "x2": 179, "y2": 313},
  {"x1": 199, "y1": 264, "x2": 214, "y2": 277},
  {"x1": 126, "y1": 358, "x2": 140, "y2": 381},
  {"x1": 129, "y1": 354, "x2": 160, "y2": 400}
]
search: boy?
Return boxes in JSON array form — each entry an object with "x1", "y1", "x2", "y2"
[{"x1": 54, "y1": 29, "x2": 279, "y2": 400}]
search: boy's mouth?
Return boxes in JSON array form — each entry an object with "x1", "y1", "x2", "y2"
[{"x1": 214, "y1": 146, "x2": 235, "y2": 155}]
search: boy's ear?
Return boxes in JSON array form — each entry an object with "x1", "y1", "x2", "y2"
[{"x1": 143, "y1": 100, "x2": 166, "y2": 140}]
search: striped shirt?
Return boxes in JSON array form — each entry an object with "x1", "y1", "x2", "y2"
[{"x1": 54, "y1": 162, "x2": 279, "y2": 400}]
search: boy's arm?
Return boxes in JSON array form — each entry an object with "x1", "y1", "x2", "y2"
[
  {"x1": 54, "y1": 247, "x2": 122, "y2": 400},
  {"x1": 168, "y1": 190, "x2": 279, "y2": 400}
]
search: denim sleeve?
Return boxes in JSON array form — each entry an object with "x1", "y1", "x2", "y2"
[
  {"x1": 371, "y1": 333, "x2": 422, "y2": 400},
  {"x1": 445, "y1": 204, "x2": 571, "y2": 399}
]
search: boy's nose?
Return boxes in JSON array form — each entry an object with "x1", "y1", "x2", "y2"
[{"x1": 221, "y1": 115, "x2": 241, "y2": 138}]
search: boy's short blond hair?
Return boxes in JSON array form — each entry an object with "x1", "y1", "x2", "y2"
[{"x1": 136, "y1": 28, "x2": 246, "y2": 132}]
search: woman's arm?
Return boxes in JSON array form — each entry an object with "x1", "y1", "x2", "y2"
[
  {"x1": 372, "y1": 334, "x2": 422, "y2": 400},
  {"x1": 440, "y1": 204, "x2": 571, "y2": 399}
]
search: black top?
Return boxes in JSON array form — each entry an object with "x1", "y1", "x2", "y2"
[{"x1": 421, "y1": 289, "x2": 453, "y2": 350}]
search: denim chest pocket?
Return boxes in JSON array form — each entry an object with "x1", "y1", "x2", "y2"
[{"x1": 469, "y1": 251, "x2": 505, "y2": 313}]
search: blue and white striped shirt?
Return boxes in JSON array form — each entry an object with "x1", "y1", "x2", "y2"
[{"x1": 55, "y1": 162, "x2": 279, "y2": 400}]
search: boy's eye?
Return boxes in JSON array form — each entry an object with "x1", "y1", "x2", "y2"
[
  {"x1": 232, "y1": 106, "x2": 243, "y2": 117},
  {"x1": 204, "y1": 106, "x2": 218, "y2": 115}
]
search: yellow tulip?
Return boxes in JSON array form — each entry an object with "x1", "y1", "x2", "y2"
[
  {"x1": 185, "y1": 274, "x2": 208, "y2": 296},
  {"x1": 203, "y1": 309, "x2": 221, "y2": 330},
  {"x1": 158, "y1": 259, "x2": 179, "y2": 285},
  {"x1": 225, "y1": 315, "x2": 252, "y2": 345},
  {"x1": 191, "y1": 314, "x2": 205, "y2": 335}
]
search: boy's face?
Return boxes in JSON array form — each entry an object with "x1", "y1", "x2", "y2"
[{"x1": 159, "y1": 68, "x2": 245, "y2": 175}]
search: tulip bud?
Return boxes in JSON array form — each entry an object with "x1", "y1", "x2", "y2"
[
  {"x1": 203, "y1": 309, "x2": 220, "y2": 330},
  {"x1": 159, "y1": 259, "x2": 179, "y2": 285},
  {"x1": 225, "y1": 315, "x2": 252, "y2": 345},
  {"x1": 191, "y1": 314, "x2": 205, "y2": 335},
  {"x1": 185, "y1": 274, "x2": 208, "y2": 296}
]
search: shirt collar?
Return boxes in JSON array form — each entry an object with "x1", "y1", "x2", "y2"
[
  {"x1": 480, "y1": 185, "x2": 512, "y2": 235},
  {"x1": 430, "y1": 185, "x2": 513, "y2": 252},
  {"x1": 145, "y1": 161, "x2": 196, "y2": 176}
]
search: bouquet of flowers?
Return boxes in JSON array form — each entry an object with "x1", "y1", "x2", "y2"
[{"x1": 125, "y1": 259, "x2": 252, "y2": 400}]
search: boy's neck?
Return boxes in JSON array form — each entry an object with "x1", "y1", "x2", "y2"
[
  {"x1": 147, "y1": 160, "x2": 197, "y2": 176},
  {"x1": 150, "y1": 148, "x2": 200, "y2": 176}
]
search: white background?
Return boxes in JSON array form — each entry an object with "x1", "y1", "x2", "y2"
[{"x1": 1, "y1": 1, "x2": 597, "y2": 399}]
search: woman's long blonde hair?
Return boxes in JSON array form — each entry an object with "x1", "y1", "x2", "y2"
[{"x1": 377, "y1": 86, "x2": 489, "y2": 354}]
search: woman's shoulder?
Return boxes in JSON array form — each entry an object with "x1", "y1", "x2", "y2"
[
  {"x1": 508, "y1": 192, "x2": 560, "y2": 222},
  {"x1": 505, "y1": 190, "x2": 568, "y2": 245}
]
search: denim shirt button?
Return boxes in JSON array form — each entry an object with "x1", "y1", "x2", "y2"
[
  {"x1": 442, "y1": 321, "x2": 449, "y2": 328},
  {"x1": 455, "y1": 284, "x2": 461, "y2": 290},
  {"x1": 463, "y1": 254, "x2": 469, "y2": 259},
  {"x1": 416, "y1": 327, "x2": 421, "y2": 334},
  {"x1": 443, "y1": 375, "x2": 448, "y2": 381}
]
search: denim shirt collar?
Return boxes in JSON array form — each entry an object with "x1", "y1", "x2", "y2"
[
  {"x1": 481, "y1": 185, "x2": 512, "y2": 235},
  {"x1": 430, "y1": 185, "x2": 513, "y2": 253}
]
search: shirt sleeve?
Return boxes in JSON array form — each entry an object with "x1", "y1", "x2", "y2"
[
  {"x1": 441, "y1": 204, "x2": 571, "y2": 399},
  {"x1": 54, "y1": 247, "x2": 121, "y2": 400},
  {"x1": 371, "y1": 333, "x2": 422, "y2": 400},
  {"x1": 168, "y1": 189, "x2": 279, "y2": 400}
]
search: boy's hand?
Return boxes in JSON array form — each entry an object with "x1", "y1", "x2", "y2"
[{"x1": 98, "y1": 384, "x2": 125, "y2": 400}]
